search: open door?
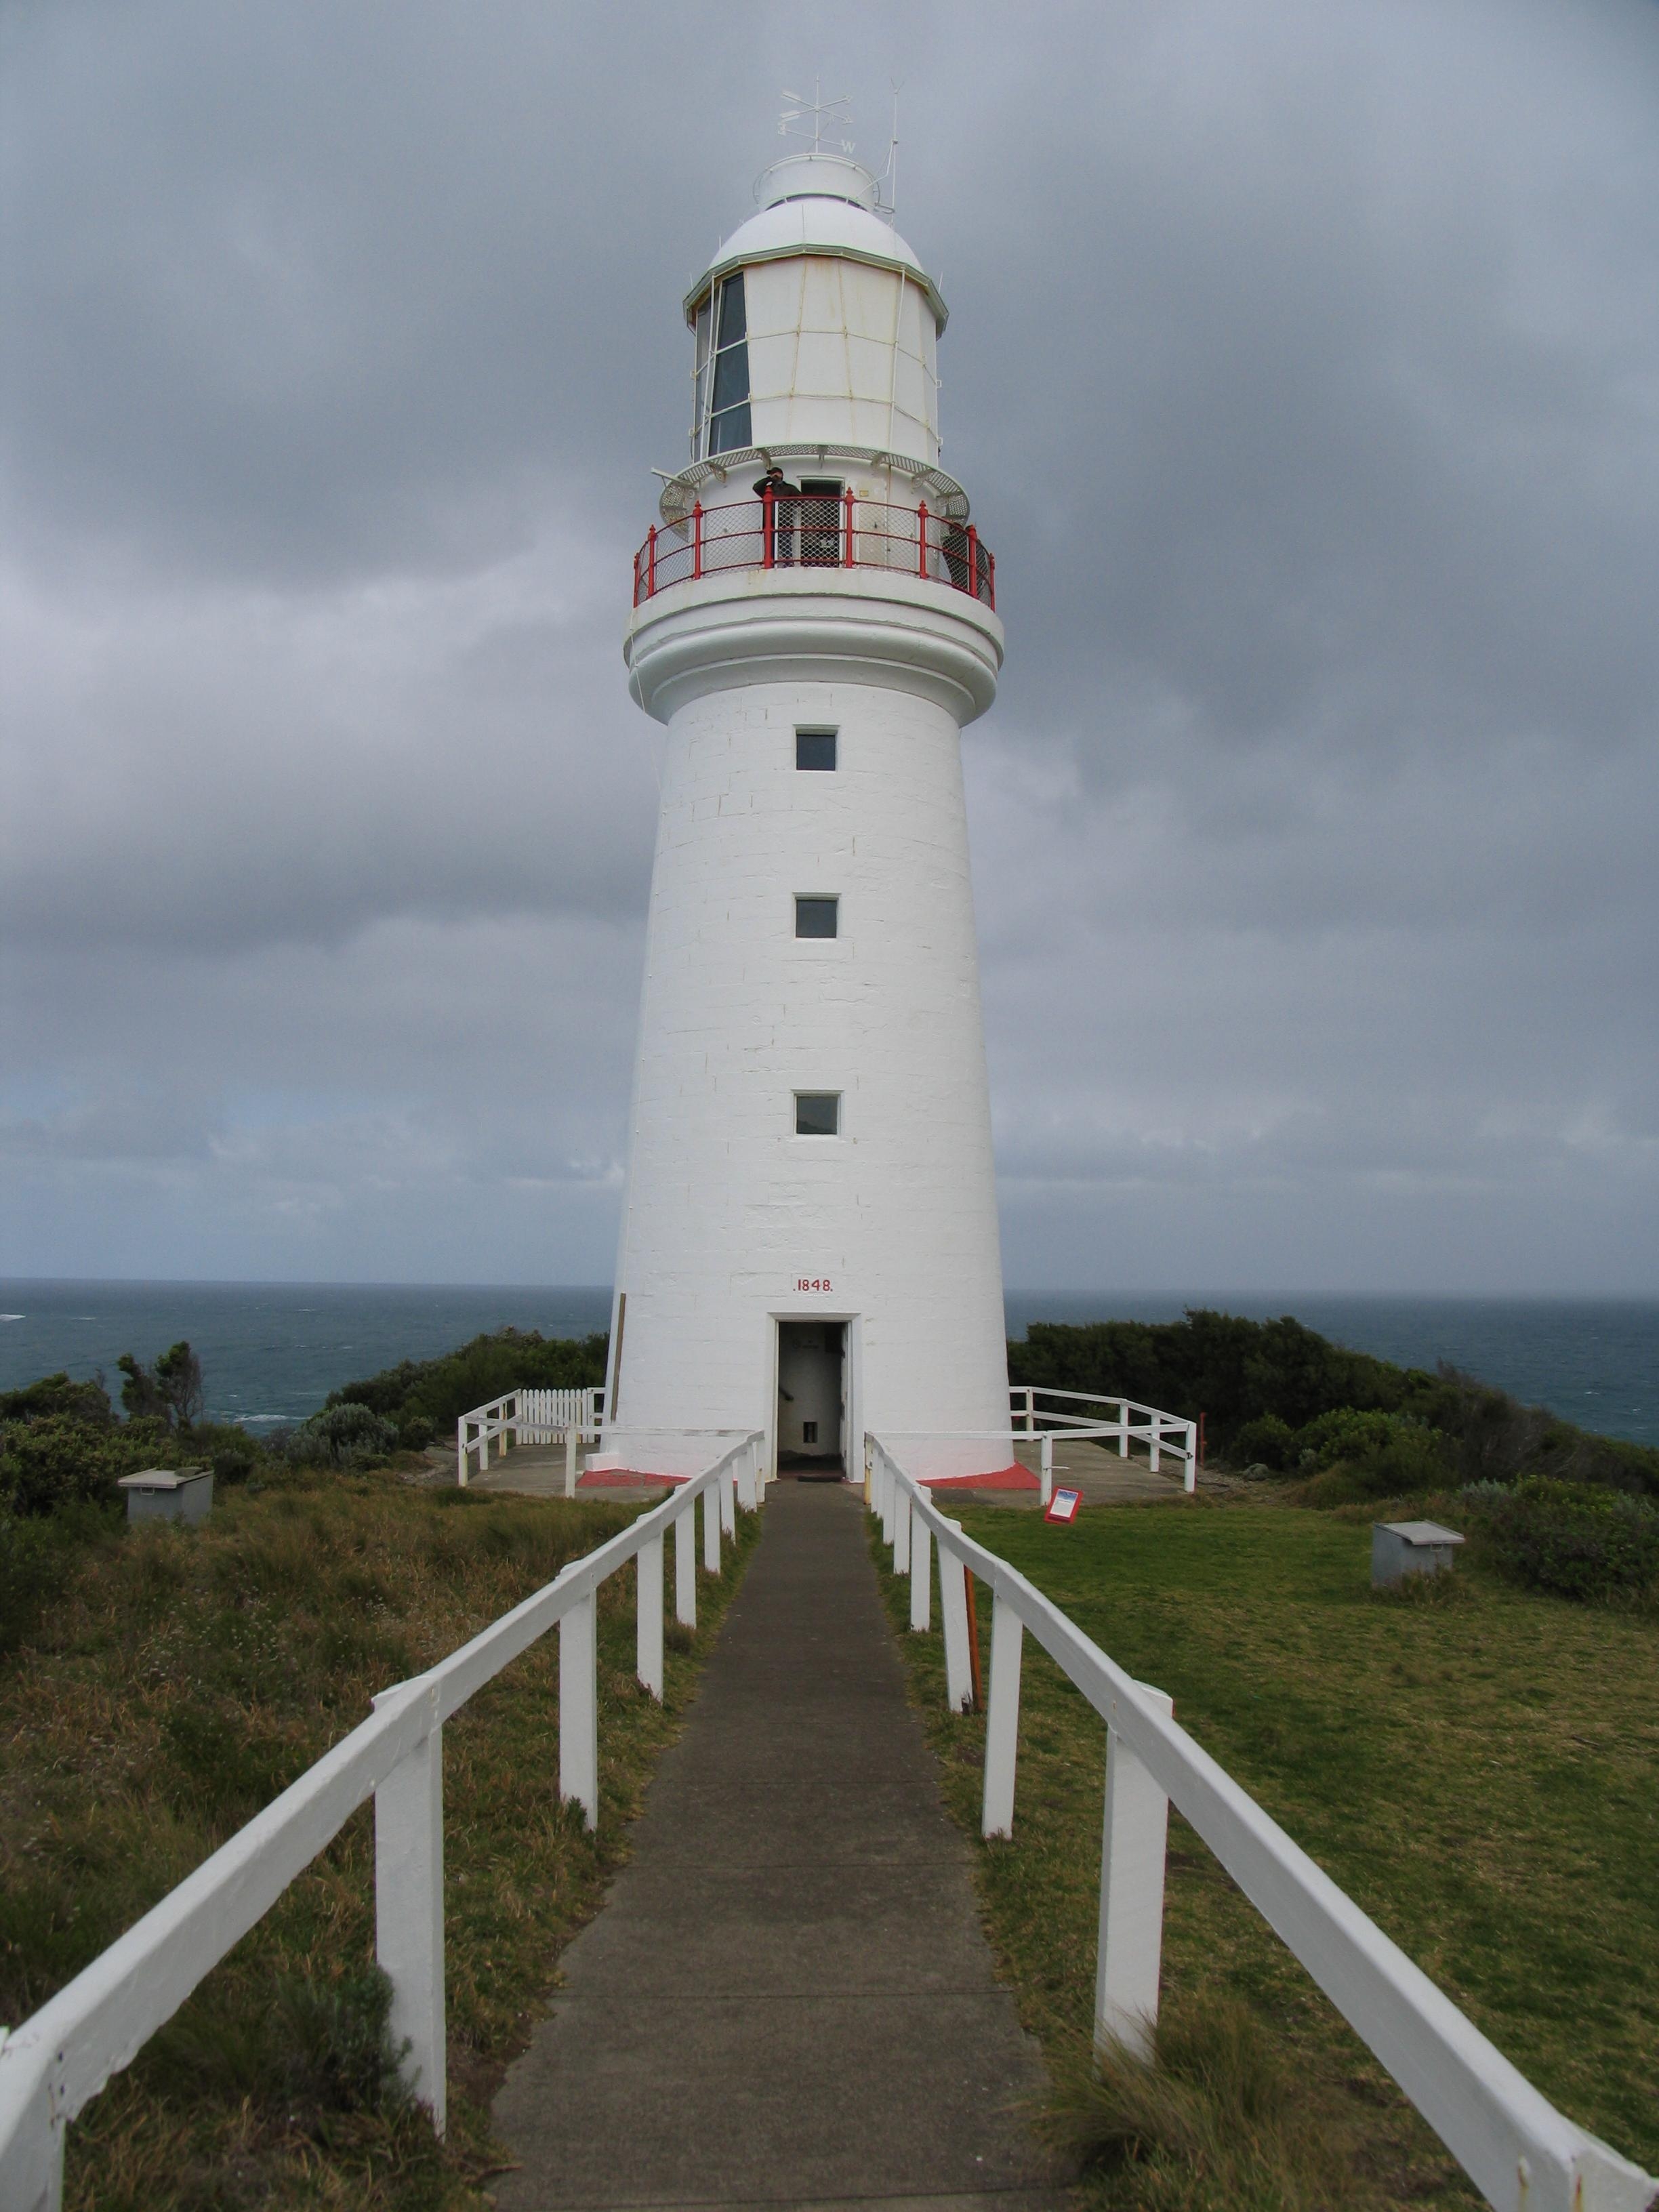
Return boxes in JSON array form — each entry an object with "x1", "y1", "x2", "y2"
[{"x1": 776, "y1": 1321, "x2": 846, "y2": 1478}]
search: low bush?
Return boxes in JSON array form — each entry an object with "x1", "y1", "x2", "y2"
[
  {"x1": 1293, "y1": 1408, "x2": 1452, "y2": 1499},
  {"x1": 1462, "y1": 1477, "x2": 1659, "y2": 1605},
  {"x1": 273, "y1": 1401, "x2": 401, "y2": 1472},
  {"x1": 0, "y1": 1410, "x2": 180, "y2": 1517}
]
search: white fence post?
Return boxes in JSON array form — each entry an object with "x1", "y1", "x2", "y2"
[
  {"x1": 1040, "y1": 1434, "x2": 1054, "y2": 1508},
  {"x1": 636, "y1": 1534, "x2": 664, "y2": 1700},
  {"x1": 909, "y1": 1513, "x2": 931, "y2": 1631},
  {"x1": 719, "y1": 1457, "x2": 736, "y2": 1537},
  {"x1": 702, "y1": 1479, "x2": 721, "y2": 1573},
  {"x1": 565, "y1": 1420, "x2": 579, "y2": 1498},
  {"x1": 894, "y1": 1484, "x2": 912, "y2": 1574},
  {"x1": 737, "y1": 1441, "x2": 756, "y2": 1511},
  {"x1": 1094, "y1": 1683, "x2": 1174, "y2": 2061},
  {"x1": 981, "y1": 1593, "x2": 1024, "y2": 1839},
  {"x1": 457, "y1": 1420, "x2": 468, "y2": 1489},
  {"x1": 1118, "y1": 1400, "x2": 1129, "y2": 1458},
  {"x1": 559, "y1": 1593, "x2": 598, "y2": 1830},
  {"x1": 1149, "y1": 1418, "x2": 1161, "y2": 1474},
  {"x1": 674, "y1": 1496, "x2": 697, "y2": 1626},
  {"x1": 373, "y1": 1694, "x2": 447, "y2": 2133},
  {"x1": 937, "y1": 1530, "x2": 974, "y2": 1713},
  {"x1": 1185, "y1": 1422, "x2": 1197, "y2": 1495}
]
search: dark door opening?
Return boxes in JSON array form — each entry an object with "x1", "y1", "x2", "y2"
[{"x1": 776, "y1": 1321, "x2": 846, "y2": 1478}]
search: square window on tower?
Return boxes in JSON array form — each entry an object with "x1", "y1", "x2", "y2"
[
  {"x1": 795, "y1": 896, "x2": 838, "y2": 939},
  {"x1": 796, "y1": 728, "x2": 837, "y2": 771},
  {"x1": 794, "y1": 1092, "x2": 840, "y2": 1136}
]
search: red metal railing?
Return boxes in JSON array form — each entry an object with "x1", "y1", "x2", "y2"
[{"x1": 632, "y1": 491, "x2": 995, "y2": 611}]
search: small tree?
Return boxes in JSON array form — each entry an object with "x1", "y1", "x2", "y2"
[
  {"x1": 118, "y1": 1343, "x2": 203, "y2": 1430},
  {"x1": 154, "y1": 1341, "x2": 204, "y2": 1429}
]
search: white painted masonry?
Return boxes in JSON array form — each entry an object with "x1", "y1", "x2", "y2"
[{"x1": 605, "y1": 158, "x2": 1010, "y2": 1481}]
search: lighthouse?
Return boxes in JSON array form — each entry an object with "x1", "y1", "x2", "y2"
[{"x1": 602, "y1": 130, "x2": 1008, "y2": 1484}]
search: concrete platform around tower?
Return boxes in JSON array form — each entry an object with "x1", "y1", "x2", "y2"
[{"x1": 489, "y1": 1481, "x2": 1066, "y2": 2212}]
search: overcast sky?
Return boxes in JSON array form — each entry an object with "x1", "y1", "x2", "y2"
[{"x1": 4, "y1": 0, "x2": 1658, "y2": 1295}]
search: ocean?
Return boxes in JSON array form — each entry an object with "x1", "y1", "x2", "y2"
[{"x1": 1, "y1": 1280, "x2": 1656, "y2": 1448}]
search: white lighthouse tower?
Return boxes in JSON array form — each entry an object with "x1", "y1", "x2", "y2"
[{"x1": 602, "y1": 124, "x2": 1009, "y2": 1484}]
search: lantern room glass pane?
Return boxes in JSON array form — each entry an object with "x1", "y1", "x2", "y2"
[{"x1": 705, "y1": 272, "x2": 750, "y2": 456}]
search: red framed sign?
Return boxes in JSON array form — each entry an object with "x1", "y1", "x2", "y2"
[{"x1": 1044, "y1": 1487, "x2": 1082, "y2": 1525}]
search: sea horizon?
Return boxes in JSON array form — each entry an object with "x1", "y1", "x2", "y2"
[{"x1": 3, "y1": 1277, "x2": 1656, "y2": 1448}]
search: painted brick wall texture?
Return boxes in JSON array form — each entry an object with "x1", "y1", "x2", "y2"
[{"x1": 609, "y1": 665, "x2": 1009, "y2": 1477}]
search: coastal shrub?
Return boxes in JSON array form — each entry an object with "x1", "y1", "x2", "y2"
[
  {"x1": 0, "y1": 1372, "x2": 115, "y2": 1426},
  {"x1": 0, "y1": 1411, "x2": 178, "y2": 1517},
  {"x1": 328, "y1": 1326, "x2": 609, "y2": 1437},
  {"x1": 275, "y1": 1402, "x2": 400, "y2": 1471},
  {"x1": 1462, "y1": 1477, "x2": 1659, "y2": 1604},
  {"x1": 1008, "y1": 1315, "x2": 1659, "y2": 1498},
  {"x1": 397, "y1": 1412, "x2": 435, "y2": 1452},
  {"x1": 1008, "y1": 1311, "x2": 1422, "y2": 1451},
  {"x1": 1231, "y1": 1414, "x2": 1296, "y2": 1471}
]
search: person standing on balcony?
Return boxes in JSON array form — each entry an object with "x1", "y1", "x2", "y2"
[{"x1": 753, "y1": 464, "x2": 798, "y2": 566}]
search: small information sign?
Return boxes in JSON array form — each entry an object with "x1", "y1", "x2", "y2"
[{"x1": 1044, "y1": 1487, "x2": 1082, "y2": 1525}]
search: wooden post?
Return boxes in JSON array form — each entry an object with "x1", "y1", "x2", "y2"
[
  {"x1": 559, "y1": 1593, "x2": 598, "y2": 1830},
  {"x1": 373, "y1": 1700, "x2": 447, "y2": 2132},
  {"x1": 981, "y1": 1595, "x2": 1024, "y2": 1839},
  {"x1": 636, "y1": 1535, "x2": 663, "y2": 1701},
  {"x1": 1095, "y1": 1685, "x2": 1174, "y2": 2060},
  {"x1": 964, "y1": 1568, "x2": 985, "y2": 1713},
  {"x1": 674, "y1": 1496, "x2": 696, "y2": 1627}
]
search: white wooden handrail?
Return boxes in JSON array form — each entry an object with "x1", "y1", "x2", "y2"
[
  {"x1": 867, "y1": 1432, "x2": 1656, "y2": 2212},
  {"x1": 0, "y1": 1429, "x2": 766, "y2": 2212},
  {"x1": 457, "y1": 1385, "x2": 606, "y2": 1488},
  {"x1": 1008, "y1": 1385, "x2": 1198, "y2": 1492}
]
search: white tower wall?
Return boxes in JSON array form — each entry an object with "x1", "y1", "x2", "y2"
[{"x1": 605, "y1": 155, "x2": 1010, "y2": 1483}]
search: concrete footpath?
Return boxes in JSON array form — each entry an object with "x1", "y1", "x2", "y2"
[{"x1": 492, "y1": 1481, "x2": 1066, "y2": 2212}]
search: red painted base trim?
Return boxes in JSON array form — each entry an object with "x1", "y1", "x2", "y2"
[
  {"x1": 923, "y1": 1465, "x2": 1038, "y2": 1492},
  {"x1": 577, "y1": 1469, "x2": 684, "y2": 1489}
]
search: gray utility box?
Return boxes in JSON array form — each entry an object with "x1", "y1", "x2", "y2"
[
  {"x1": 119, "y1": 1467, "x2": 214, "y2": 1526},
  {"x1": 1372, "y1": 1519, "x2": 1465, "y2": 1587}
]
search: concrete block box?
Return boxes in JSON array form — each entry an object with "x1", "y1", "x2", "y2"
[
  {"x1": 1372, "y1": 1519, "x2": 1464, "y2": 1587},
  {"x1": 119, "y1": 1467, "x2": 214, "y2": 1526}
]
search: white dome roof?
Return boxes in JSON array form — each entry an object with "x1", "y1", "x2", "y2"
[{"x1": 685, "y1": 186, "x2": 947, "y2": 333}]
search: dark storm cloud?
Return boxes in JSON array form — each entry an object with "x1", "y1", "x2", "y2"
[{"x1": 3, "y1": 0, "x2": 1657, "y2": 1289}]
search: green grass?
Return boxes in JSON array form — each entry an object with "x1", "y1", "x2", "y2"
[
  {"x1": 0, "y1": 1468, "x2": 758, "y2": 2209},
  {"x1": 874, "y1": 1498, "x2": 1659, "y2": 2209}
]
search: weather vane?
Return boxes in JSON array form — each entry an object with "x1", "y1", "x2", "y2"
[{"x1": 777, "y1": 78, "x2": 856, "y2": 157}]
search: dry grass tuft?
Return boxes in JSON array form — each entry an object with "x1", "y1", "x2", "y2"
[{"x1": 1039, "y1": 1996, "x2": 1387, "y2": 2211}]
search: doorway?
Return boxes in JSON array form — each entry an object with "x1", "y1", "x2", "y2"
[{"x1": 776, "y1": 1320, "x2": 846, "y2": 1477}]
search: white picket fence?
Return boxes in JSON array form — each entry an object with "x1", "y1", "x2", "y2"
[
  {"x1": 1012, "y1": 1384, "x2": 1199, "y2": 1492},
  {"x1": 0, "y1": 1431, "x2": 765, "y2": 2212},
  {"x1": 865, "y1": 1433, "x2": 1655, "y2": 2212},
  {"x1": 457, "y1": 1386, "x2": 605, "y2": 1488}
]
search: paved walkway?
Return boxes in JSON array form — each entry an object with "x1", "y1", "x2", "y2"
[{"x1": 492, "y1": 1481, "x2": 1065, "y2": 2212}]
